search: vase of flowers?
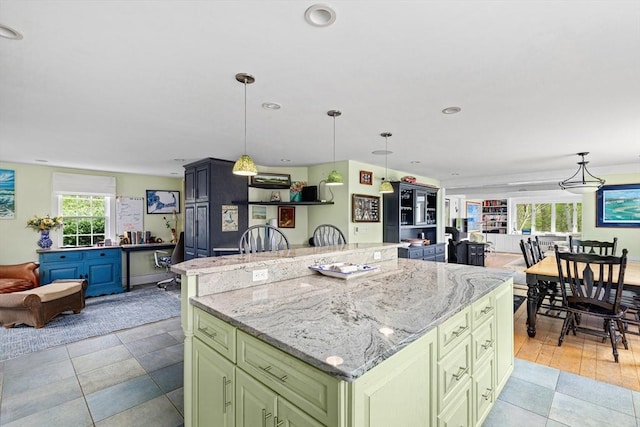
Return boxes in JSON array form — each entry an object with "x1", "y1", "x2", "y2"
[
  {"x1": 26, "y1": 214, "x2": 64, "y2": 249},
  {"x1": 290, "y1": 181, "x2": 306, "y2": 202}
]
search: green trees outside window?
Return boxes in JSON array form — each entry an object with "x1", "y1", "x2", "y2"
[
  {"x1": 61, "y1": 195, "x2": 106, "y2": 246},
  {"x1": 515, "y1": 202, "x2": 581, "y2": 234}
]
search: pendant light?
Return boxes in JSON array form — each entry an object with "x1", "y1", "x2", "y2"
[
  {"x1": 559, "y1": 152, "x2": 605, "y2": 194},
  {"x1": 325, "y1": 110, "x2": 344, "y2": 186},
  {"x1": 379, "y1": 132, "x2": 394, "y2": 194},
  {"x1": 232, "y1": 73, "x2": 258, "y2": 176}
]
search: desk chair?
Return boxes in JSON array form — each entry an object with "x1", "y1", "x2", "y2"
[
  {"x1": 555, "y1": 246, "x2": 629, "y2": 362},
  {"x1": 239, "y1": 225, "x2": 290, "y2": 254},
  {"x1": 154, "y1": 232, "x2": 184, "y2": 290},
  {"x1": 568, "y1": 236, "x2": 617, "y2": 256},
  {"x1": 312, "y1": 224, "x2": 346, "y2": 247}
]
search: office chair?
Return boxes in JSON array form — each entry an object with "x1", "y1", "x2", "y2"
[{"x1": 154, "y1": 232, "x2": 184, "y2": 290}]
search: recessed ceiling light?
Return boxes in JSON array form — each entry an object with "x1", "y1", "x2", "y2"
[
  {"x1": 170, "y1": 172, "x2": 179, "y2": 175},
  {"x1": 0, "y1": 23, "x2": 23, "y2": 40},
  {"x1": 410, "y1": 161, "x2": 421, "y2": 164},
  {"x1": 35, "y1": 159, "x2": 48, "y2": 163},
  {"x1": 451, "y1": 172, "x2": 460, "y2": 176},
  {"x1": 280, "y1": 159, "x2": 291, "y2": 162},
  {"x1": 174, "y1": 158, "x2": 186, "y2": 162},
  {"x1": 372, "y1": 150, "x2": 392, "y2": 155},
  {"x1": 442, "y1": 106, "x2": 461, "y2": 114},
  {"x1": 304, "y1": 4, "x2": 337, "y2": 27},
  {"x1": 262, "y1": 102, "x2": 282, "y2": 110}
]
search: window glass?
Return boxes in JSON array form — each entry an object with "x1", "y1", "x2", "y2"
[
  {"x1": 576, "y1": 203, "x2": 582, "y2": 233},
  {"x1": 61, "y1": 195, "x2": 107, "y2": 246},
  {"x1": 516, "y1": 203, "x2": 532, "y2": 232},
  {"x1": 534, "y1": 203, "x2": 551, "y2": 232},
  {"x1": 555, "y1": 203, "x2": 573, "y2": 233}
]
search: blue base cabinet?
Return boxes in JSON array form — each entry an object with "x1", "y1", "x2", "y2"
[{"x1": 39, "y1": 247, "x2": 123, "y2": 297}]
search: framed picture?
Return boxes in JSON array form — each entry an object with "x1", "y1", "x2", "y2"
[
  {"x1": 249, "y1": 172, "x2": 291, "y2": 189},
  {"x1": 466, "y1": 201, "x2": 481, "y2": 231},
  {"x1": 596, "y1": 184, "x2": 640, "y2": 228},
  {"x1": 0, "y1": 169, "x2": 15, "y2": 219},
  {"x1": 146, "y1": 190, "x2": 181, "y2": 214},
  {"x1": 352, "y1": 194, "x2": 380, "y2": 222},
  {"x1": 359, "y1": 170, "x2": 373, "y2": 185},
  {"x1": 278, "y1": 206, "x2": 295, "y2": 228}
]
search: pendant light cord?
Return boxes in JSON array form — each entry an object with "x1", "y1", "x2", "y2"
[
  {"x1": 332, "y1": 115, "x2": 336, "y2": 169},
  {"x1": 243, "y1": 77, "x2": 247, "y2": 155},
  {"x1": 384, "y1": 135, "x2": 388, "y2": 179}
]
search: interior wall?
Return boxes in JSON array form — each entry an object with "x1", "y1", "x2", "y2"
[{"x1": 0, "y1": 161, "x2": 183, "y2": 279}]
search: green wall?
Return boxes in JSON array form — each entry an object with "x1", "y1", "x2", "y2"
[{"x1": 0, "y1": 162, "x2": 183, "y2": 282}]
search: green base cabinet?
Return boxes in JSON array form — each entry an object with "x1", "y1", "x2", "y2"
[{"x1": 187, "y1": 280, "x2": 513, "y2": 427}]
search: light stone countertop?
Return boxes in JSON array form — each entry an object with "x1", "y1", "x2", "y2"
[{"x1": 191, "y1": 259, "x2": 514, "y2": 381}]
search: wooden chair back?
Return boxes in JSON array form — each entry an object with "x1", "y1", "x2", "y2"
[
  {"x1": 239, "y1": 225, "x2": 290, "y2": 254},
  {"x1": 519, "y1": 239, "x2": 536, "y2": 268},
  {"x1": 312, "y1": 224, "x2": 347, "y2": 247},
  {"x1": 568, "y1": 236, "x2": 617, "y2": 256}
]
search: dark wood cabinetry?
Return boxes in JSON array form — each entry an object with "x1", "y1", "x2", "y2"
[
  {"x1": 184, "y1": 158, "x2": 248, "y2": 260},
  {"x1": 398, "y1": 243, "x2": 446, "y2": 262},
  {"x1": 448, "y1": 241, "x2": 485, "y2": 266},
  {"x1": 383, "y1": 182, "x2": 438, "y2": 244}
]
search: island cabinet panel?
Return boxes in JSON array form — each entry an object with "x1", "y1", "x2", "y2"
[
  {"x1": 494, "y1": 280, "x2": 515, "y2": 394},
  {"x1": 350, "y1": 329, "x2": 437, "y2": 427}
]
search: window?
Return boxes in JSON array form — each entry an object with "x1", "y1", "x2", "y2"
[
  {"x1": 514, "y1": 201, "x2": 582, "y2": 234},
  {"x1": 60, "y1": 195, "x2": 109, "y2": 246}
]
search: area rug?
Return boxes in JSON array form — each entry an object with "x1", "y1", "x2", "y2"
[
  {"x1": 0, "y1": 287, "x2": 181, "y2": 361},
  {"x1": 513, "y1": 295, "x2": 526, "y2": 313},
  {"x1": 504, "y1": 257, "x2": 527, "y2": 285}
]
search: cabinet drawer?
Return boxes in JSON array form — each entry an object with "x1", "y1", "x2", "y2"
[
  {"x1": 438, "y1": 307, "x2": 471, "y2": 359},
  {"x1": 237, "y1": 330, "x2": 338, "y2": 425},
  {"x1": 471, "y1": 293, "x2": 495, "y2": 328},
  {"x1": 438, "y1": 334, "x2": 471, "y2": 410},
  {"x1": 40, "y1": 251, "x2": 84, "y2": 263},
  {"x1": 85, "y1": 249, "x2": 120, "y2": 260},
  {"x1": 423, "y1": 245, "x2": 436, "y2": 256},
  {"x1": 399, "y1": 247, "x2": 424, "y2": 259},
  {"x1": 435, "y1": 244, "x2": 445, "y2": 255},
  {"x1": 194, "y1": 307, "x2": 236, "y2": 362},
  {"x1": 472, "y1": 317, "x2": 495, "y2": 367}
]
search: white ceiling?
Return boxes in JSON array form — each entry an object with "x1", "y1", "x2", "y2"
[{"x1": 1, "y1": 0, "x2": 639, "y2": 196}]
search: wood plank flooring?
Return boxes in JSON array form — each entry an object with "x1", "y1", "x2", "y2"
[{"x1": 487, "y1": 252, "x2": 640, "y2": 392}]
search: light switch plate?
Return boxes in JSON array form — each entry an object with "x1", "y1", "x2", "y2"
[{"x1": 253, "y1": 269, "x2": 268, "y2": 281}]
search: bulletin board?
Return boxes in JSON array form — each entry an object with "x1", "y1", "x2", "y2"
[{"x1": 116, "y1": 196, "x2": 144, "y2": 235}]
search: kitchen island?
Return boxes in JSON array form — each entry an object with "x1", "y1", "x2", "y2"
[{"x1": 173, "y1": 243, "x2": 514, "y2": 427}]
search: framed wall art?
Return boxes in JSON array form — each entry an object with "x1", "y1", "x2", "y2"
[
  {"x1": 278, "y1": 206, "x2": 295, "y2": 228},
  {"x1": 596, "y1": 184, "x2": 640, "y2": 228},
  {"x1": 0, "y1": 169, "x2": 15, "y2": 219},
  {"x1": 146, "y1": 190, "x2": 181, "y2": 214},
  {"x1": 466, "y1": 201, "x2": 481, "y2": 232},
  {"x1": 359, "y1": 170, "x2": 373, "y2": 185},
  {"x1": 352, "y1": 194, "x2": 380, "y2": 222},
  {"x1": 249, "y1": 172, "x2": 291, "y2": 189}
]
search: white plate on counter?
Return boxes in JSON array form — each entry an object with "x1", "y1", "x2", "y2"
[{"x1": 308, "y1": 263, "x2": 379, "y2": 280}]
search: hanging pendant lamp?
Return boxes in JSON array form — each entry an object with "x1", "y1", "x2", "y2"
[
  {"x1": 232, "y1": 73, "x2": 258, "y2": 176},
  {"x1": 325, "y1": 110, "x2": 344, "y2": 186},
  {"x1": 379, "y1": 132, "x2": 394, "y2": 193},
  {"x1": 559, "y1": 152, "x2": 605, "y2": 194}
]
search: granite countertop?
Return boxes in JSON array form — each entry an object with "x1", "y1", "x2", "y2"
[{"x1": 191, "y1": 259, "x2": 513, "y2": 382}]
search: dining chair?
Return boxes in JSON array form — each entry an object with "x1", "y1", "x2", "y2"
[
  {"x1": 312, "y1": 224, "x2": 347, "y2": 247},
  {"x1": 554, "y1": 246, "x2": 629, "y2": 362},
  {"x1": 528, "y1": 236, "x2": 545, "y2": 262},
  {"x1": 520, "y1": 240, "x2": 563, "y2": 319},
  {"x1": 568, "y1": 236, "x2": 617, "y2": 256},
  {"x1": 239, "y1": 225, "x2": 290, "y2": 254}
]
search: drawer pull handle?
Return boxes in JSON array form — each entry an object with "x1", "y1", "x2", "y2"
[
  {"x1": 262, "y1": 409, "x2": 272, "y2": 427},
  {"x1": 259, "y1": 365, "x2": 288, "y2": 383},
  {"x1": 451, "y1": 325, "x2": 468, "y2": 338},
  {"x1": 60, "y1": 255, "x2": 66, "y2": 259},
  {"x1": 480, "y1": 306, "x2": 493, "y2": 315},
  {"x1": 482, "y1": 387, "x2": 493, "y2": 400},
  {"x1": 452, "y1": 366, "x2": 468, "y2": 381},
  {"x1": 199, "y1": 327, "x2": 217, "y2": 339},
  {"x1": 276, "y1": 417, "x2": 284, "y2": 427},
  {"x1": 481, "y1": 339, "x2": 494, "y2": 350},
  {"x1": 222, "y1": 376, "x2": 232, "y2": 413}
]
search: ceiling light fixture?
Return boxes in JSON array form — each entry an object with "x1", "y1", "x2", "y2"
[
  {"x1": 0, "y1": 23, "x2": 23, "y2": 40},
  {"x1": 232, "y1": 73, "x2": 258, "y2": 176},
  {"x1": 262, "y1": 102, "x2": 281, "y2": 110},
  {"x1": 442, "y1": 106, "x2": 461, "y2": 114},
  {"x1": 379, "y1": 132, "x2": 394, "y2": 194},
  {"x1": 559, "y1": 152, "x2": 605, "y2": 194},
  {"x1": 304, "y1": 4, "x2": 337, "y2": 27},
  {"x1": 325, "y1": 110, "x2": 344, "y2": 186}
]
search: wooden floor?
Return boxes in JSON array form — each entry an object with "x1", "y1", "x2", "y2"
[{"x1": 487, "y1": 252, "x2": 640, "y2": 392}]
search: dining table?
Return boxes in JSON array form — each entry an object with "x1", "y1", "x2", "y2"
[{"x1": 524, "y1": 255, "x2": 640, "y2": 337}]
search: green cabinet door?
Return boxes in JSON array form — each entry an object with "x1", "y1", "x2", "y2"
[
  {"x1": 277, "y1": 398, "x2": 325, "y2": 427},
  {"x1": 236, "y1": 369, "x2": 277, "y2": 427},
  {"x1": 193, "y1": 338, "x2": 234, "y2": 427},
  {"x1": 494, "y1": 280, "x2": 514, "y2": 394}
]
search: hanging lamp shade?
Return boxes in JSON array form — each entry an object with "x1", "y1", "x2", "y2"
[
  {"x1": 325, "y1": 110, "x2": 344, "y2": 186},
  {"x1": 379, "y1": 132, "x2": 394, "y2": 194},
  {"x1": 232, "y1": 73, "x2": 258, "y2": 176},
  {"x1": 558, "y1": 152, "x2": 605, "y2": 194}
]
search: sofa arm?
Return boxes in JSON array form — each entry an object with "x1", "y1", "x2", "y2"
[{"x1": 0, "y1": 262, "x2": 40, "y2": 287}]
